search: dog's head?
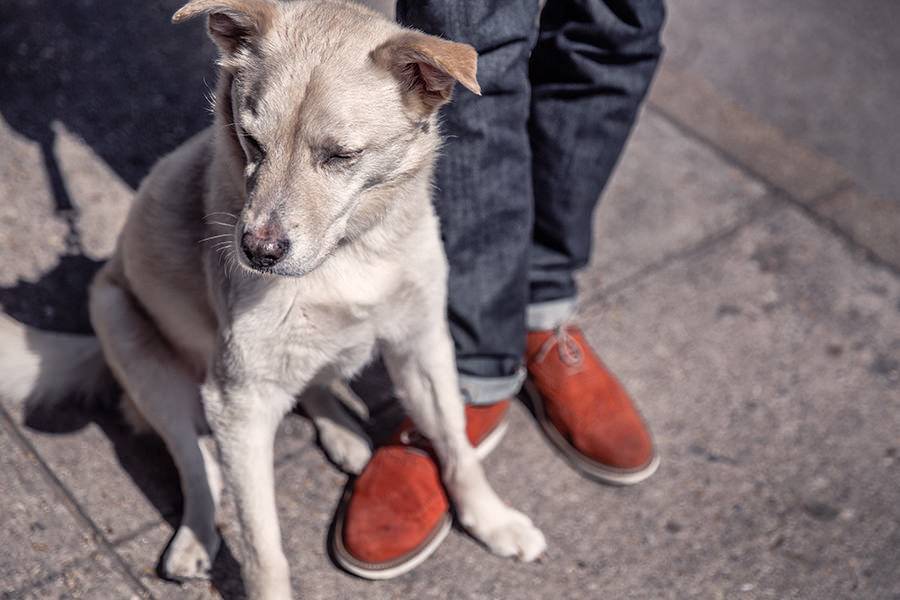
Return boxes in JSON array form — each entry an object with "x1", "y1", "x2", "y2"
[{"x1": 174, "y1": 0, "x2": 479, "y2": 276}]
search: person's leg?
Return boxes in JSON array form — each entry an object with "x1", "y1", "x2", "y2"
[
  {"x1": 527, "y1": 0, "x2": 666, "y2": 326},
  {"x1": 523, "y1": 0, "x2": 666, "y2": 486},
  {"x1": 397, "y1": 0, "x2": 541, "y2": 405}
]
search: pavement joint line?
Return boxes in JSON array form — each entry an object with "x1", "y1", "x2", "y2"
[
  {"x1": 644, "y1": 104, "x2": 899, "y2": 279},
  {"x1": 645, "y1": 62, "x2": 900, "y2": 274},
  {"x1": 582, "y1": 197, "x2": 776, "y2": 307},
  {"x1": 773, "y1": 184, "x2": 900, "y2": 279},
  {"x1": 646, "y1": 103, "x2": 846, "y2": 212},
  {"x1": 647, "y1": 62, "x2": 854, "y2": 203},
  {"x1": 0, "y1": 406, "x2": 153, "y2": 599},
  {"x1": 644, "y1": 106, "x2": 768, "y2": 193}
]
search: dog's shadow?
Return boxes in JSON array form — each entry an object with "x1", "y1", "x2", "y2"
[
  {"x1": 0, "y1": 0, "x2": 217, "y2": 330},
  {"x1": 2, "y1": 2, "x2": 252, "y2": 598}
]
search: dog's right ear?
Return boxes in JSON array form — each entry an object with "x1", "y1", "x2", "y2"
[
  {"x1": 172, "y1": 0, "x2": 275, "y2": 55},
  {"x1": 373, "y1": 32, "x2": 481, "y2": 115}
]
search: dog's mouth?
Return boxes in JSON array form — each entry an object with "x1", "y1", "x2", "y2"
[
  {"x1": 234, "y1": 253, "x2": 287, "y2": 277},
  {"x1": 230, "y1": 218, "x2": 351, "y2": 279},
  {"x1": 235, "y1": 248, "x2": 327, "y2": 279}
]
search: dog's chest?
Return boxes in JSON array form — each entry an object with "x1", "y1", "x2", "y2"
[{"x1": 227, "y1": 266, "x2": 406, "y2": 386}]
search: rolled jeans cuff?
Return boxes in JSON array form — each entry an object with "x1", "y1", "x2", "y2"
[
  {"x1": 459, "y1": 368, "x2": 526, "y2": 406},
  {"x1": 526, "y1": 297, "x2": 576, "y2": 331}
]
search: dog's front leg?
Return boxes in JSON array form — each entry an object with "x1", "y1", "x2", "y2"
[
  {"x1": 382, "y1": 322, "x2": 547, "y2": 562},
  {"x1": 203, "y1": 376, "x2": 295, "y2": 600}
]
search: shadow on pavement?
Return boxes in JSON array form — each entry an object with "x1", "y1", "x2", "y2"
[
  {"x1": 0, "y1": 2, "x2": 245, "y2": 596},
  {"x1": 0, "y1": 0, "x2": 215, "y2": 332},
  {"x1": 0, "y1": 255, "x2": 103, "y2": 334}
]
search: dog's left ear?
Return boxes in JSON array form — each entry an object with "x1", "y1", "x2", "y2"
[
  {"x1": 373, "y1": 32, "x2": 481, "y2": 114},
  {"x1": 172, "y1": 0, "x2": 276, "y2": 55}
]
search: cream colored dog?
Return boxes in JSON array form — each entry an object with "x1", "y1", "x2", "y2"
[{"x1": 0, "y1": 0, "x2": 545, "y2": 597}]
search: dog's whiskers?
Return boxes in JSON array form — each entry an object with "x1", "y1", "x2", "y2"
[
  {"x1": 197, "y1": 233, "x2": 233, "y2": 245},
  {"x1": 221, "y1": 252, "x2": 232, "y2": 281},
  {"x1": 203, "y1": 79, "x2": 217, "y2": 115},
  {"x1": 202, "y1": 211, "x2": 238, "y2": 224},
  {"x1": 215, "y1": 246, "x2": 229, "y2": 269},
  {"x1": 221, "y1": 121, "x2": 242, "y2": 135},
  {"x1": 226, "y1": 251, "x2": 240, "y2": 281},
  {"x1": 217, "y1": 246, "x2": 236, "y2": 281}
]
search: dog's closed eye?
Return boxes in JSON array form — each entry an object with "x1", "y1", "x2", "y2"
[
  {"x1": 240, "y1": 131, "x2": 265, "y2": 164},
  {"x1": 322, "y1": 148, "x2": 363, "y2": 168}
]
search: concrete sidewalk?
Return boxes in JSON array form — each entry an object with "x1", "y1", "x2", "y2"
[{"x1": 1, "y1": 3, "x2": 898, "y2": 599}]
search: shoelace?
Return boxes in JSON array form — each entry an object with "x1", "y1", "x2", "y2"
[{"x1": 534, "y1": 323, "x2": 584, "y2": 368}]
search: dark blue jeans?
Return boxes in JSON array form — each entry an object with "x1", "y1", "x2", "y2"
[{"x1": 396, "y1": 0, "x2": 665, "y2": 404}]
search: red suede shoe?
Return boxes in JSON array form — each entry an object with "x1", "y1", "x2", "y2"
[
  {"x1": 525, "y1": 326, "x2": 659, "y2": 485},
  {"x1": 332, "y1": 401, "x2": 509, "y2": 579}
]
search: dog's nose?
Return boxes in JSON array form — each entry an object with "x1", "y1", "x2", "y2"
[{"x1": 241, "y1": 230, "x2": 289, "y2": 268}]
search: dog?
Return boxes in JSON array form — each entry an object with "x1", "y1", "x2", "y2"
[{"x1": 0, "y1": 0, "x2": 546, "y2": 596}]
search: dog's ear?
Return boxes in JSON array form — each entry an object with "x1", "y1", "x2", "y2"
[
  {"x1": 172, "y1": 0, "x2": 275, "y2": 55},
  {"x1": 373, "y1": 32, "x2": 481, "y2": 114}
]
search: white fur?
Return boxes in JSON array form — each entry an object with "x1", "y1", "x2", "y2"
[
  {"x1": 0, "y1": 1, "x2": 545, "y2": 597},
  {"x1": 0, "y1": 313, "x2": 110, "y2": 411}
]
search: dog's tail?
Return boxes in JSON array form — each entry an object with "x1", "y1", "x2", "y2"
[{"x1": 0, "y1": 312, "x2": 116, "y2": 412}]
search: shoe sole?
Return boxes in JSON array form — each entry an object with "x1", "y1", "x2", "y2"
[
  {"x1": 522, "y1": 380, "x2": 660, "y2": 486},
  {"x1": 331, "y1": 414, "x2": 509, "y2": 580}
]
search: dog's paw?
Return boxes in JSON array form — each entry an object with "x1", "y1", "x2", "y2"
[
  {"x1": 317, "y1": 422, "x2": 372, "y2": 474},
  {"x1": 160, "y1": 526, "x2": 221, "y2": 582},
  {"x1": 464, "y1": 507, "x2": 546, "y2": 562}
]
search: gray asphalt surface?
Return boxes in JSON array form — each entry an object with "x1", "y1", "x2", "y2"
[
  {"x1": 665, "y1": 0, "x2": 900, "y2": 204},
  {"x1": 1, "y1": 1, "x2": 898, "y2": 599}
]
